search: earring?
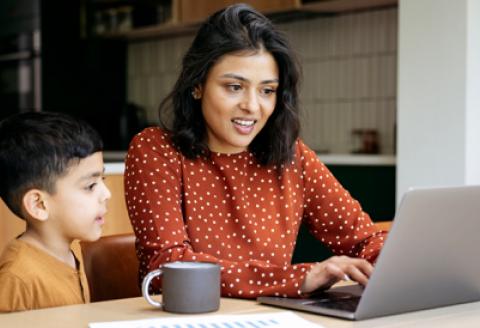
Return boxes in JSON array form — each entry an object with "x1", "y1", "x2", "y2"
[{"x1": 191, "y1": 90, "x2": 201, "y2": 100}]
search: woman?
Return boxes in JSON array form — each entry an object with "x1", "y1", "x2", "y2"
[{"x1": 125, "y1": 3, "x2": 387, "y2": 298}]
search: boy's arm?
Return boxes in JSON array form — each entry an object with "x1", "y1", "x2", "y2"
[{"x1": 0, "y1": 272, "x2": 31, "y2": 312}]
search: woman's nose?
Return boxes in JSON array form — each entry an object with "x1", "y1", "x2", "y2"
[{"x1": 240, "y1": 89, "x2": 260, "y2": 113}]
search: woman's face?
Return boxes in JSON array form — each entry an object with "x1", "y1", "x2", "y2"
[{"x1": 197, "y1": 49, "x2": 279, "y2": 154}]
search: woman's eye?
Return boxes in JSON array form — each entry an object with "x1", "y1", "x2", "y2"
[
  {"x1": 227, "y1": 84, "x2": 242, "y2": 92},
  {"x1": 262, "y1": 88, "x2": 276, "y2": 95}
]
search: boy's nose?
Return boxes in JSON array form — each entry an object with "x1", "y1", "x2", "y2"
[{"x1": 102, "y1": 182, "x2": 112, "y2": 201}]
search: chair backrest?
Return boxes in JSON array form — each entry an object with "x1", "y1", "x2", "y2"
[
  {"x1": 80, "y1": 233, "x2": 141, "y2": 302},
  {"x1": 375, "y1": 220, "x2": 392, "y2": 231}
]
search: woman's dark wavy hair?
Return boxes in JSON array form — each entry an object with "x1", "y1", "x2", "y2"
[{"x1": 159, "y1": 3, "x2": 301, "y2": 166}]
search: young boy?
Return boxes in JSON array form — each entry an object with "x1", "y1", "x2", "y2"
[{"x1": 0, "y1": 112, "x2": 111, "y2": 312}]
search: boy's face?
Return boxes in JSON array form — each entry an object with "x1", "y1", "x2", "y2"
[{"x1": 45, "y1": 151, "x2": 111, "y2": 242}]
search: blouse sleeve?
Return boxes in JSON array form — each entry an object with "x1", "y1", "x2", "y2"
[
  {"x1": 124, "y1": 129, "x2": 312, "y2": 298},
  {"x1": 297, "y1": 140, "x2": 387, "y2": 263}
]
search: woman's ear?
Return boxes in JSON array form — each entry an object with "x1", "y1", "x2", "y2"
[
  {"x1": 22, "y1": 189, "x2": 49, "y2": 222},
  {"x1": 192, "y1": 85, "x2": 203, "y2": 100}
]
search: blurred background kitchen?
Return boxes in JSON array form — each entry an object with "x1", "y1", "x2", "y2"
[{"x1": 1, "y1": 0, "x2": 479, "y2": 261}]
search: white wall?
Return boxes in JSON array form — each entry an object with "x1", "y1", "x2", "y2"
[
  {"x1": 397, "y1": 0, "x2": 480, "y2": 203},
  {"x1": 466, "y1": 0, "x2": 480, "y2": 183}
]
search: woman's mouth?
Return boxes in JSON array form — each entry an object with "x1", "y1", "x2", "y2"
[{"x1": 232, "y1": 119, "x2": 256, "y2": 134}]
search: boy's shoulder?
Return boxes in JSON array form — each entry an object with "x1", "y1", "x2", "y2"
[
  {"x1": 0, "y1": 239, "x2": 78, "y2": 282},
  {"x1": 0, "y1": 239, "x2": 41, "y2": 280},
  {"x1": 0, "y1": 239, "x2": 77, "y2": 276},
  {"x1": 0, "y1": 239, "x2": 88, "y2": 312},
  {"x1": 0, "y1": 239, "x2": 38, "y2": 311},
  {"x1": 1, "y1": 239, "x2": 29, "y2": 267}
]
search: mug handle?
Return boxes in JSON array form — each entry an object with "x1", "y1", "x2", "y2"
[{"x1": 141, "y1": 269, "x2": 163, "y2": 308}]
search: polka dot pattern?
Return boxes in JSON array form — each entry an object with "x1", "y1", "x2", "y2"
[{"x1": 124, "y1": 128, "x2": 386, "y2": 298}]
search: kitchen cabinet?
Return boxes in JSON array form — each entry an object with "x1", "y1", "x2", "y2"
[
  {"x1": 85, "y1": 0, "x2": 397, "y2": 41},
  {"x1": 175, "y1": 0, "x2": 299, "y2": 24},
  {"x1": 292, "y1": 162, "x2": 396, "y2": 263}
]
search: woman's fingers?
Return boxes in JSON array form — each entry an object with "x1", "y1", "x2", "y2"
[
  {"x1": 324, "y1": 261, "x2": 368, "y2": 286},
  {"x1": 344, "y1": 265, "x2": 369, "y2": 286},
  {"x1": 324, "y1": 262, "x2": 349, "y2": 281},
  {"x1": 344, "y1": 258, "x2": 374, "y2": 285},
  {"x1": 302, "y1": 256, "x2": 375, "y2": 293}
]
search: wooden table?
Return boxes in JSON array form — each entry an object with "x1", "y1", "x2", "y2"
[{"x1": 2, "y1": 296, "x2": 480, "y2": 328}]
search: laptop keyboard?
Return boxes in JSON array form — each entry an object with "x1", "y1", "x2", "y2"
[{"x1": 308, "y1": 296, "x2": 360, "y2": 312}]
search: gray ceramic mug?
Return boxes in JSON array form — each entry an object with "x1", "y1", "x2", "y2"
[{"x1": 141, "y1": 261, "x2": 221, "y2": 313}]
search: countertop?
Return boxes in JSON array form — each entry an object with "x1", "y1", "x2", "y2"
[
  {"x1": 318, "y1": 154, "x2": 396, "y2": 166},
  {"x1": 104, "y1": 151, "x2": 396, "y2": 175}
]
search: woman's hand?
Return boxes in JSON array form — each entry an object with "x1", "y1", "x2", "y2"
[{"x1": 301, "y1": 256, "x2": 374, "y2": 294}]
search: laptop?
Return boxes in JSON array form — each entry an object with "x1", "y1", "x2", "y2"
[{"x1": 258, "y1": 185, "x2": 480, "y2": 320}]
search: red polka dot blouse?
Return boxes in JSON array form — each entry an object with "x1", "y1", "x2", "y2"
[{"x1": 124, "y1": 127, "x2": 387, "y2": 298}]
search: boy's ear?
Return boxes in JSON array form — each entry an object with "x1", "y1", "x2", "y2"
[{"x1": 22, "y1": 189, "x2": 49, "y2": 221}]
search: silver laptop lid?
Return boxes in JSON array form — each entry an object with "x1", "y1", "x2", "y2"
[{"x1": 356, "y1": 185, "x2": 480, "y2": 319}]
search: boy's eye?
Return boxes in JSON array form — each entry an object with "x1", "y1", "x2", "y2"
[
  {"x1": 86, "y1": 183, "x2": 97, "y2": 191},
  {"x1": 83, "y1": 175, "x2": 105, "y2": 192}
]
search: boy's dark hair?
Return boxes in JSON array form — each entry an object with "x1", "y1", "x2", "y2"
[
  {"x1": 0, "y1": 111, "x2": 103, "y2": 218},
  {"x1": 159, "y1": 3, "x2": 301, "y2": 166}
]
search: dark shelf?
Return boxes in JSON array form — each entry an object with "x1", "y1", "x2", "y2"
[{"x1": 87, "y1": 0, "x2": 398, "y2": 41}]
